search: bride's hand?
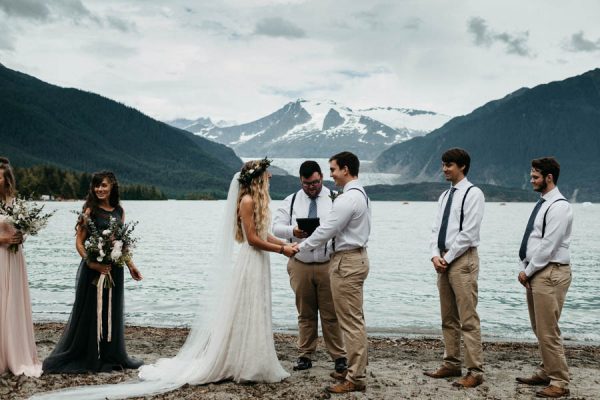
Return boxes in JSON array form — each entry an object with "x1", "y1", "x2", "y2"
[{"x1": 282, "y1": 244, "x2": 298, "y2": 257}]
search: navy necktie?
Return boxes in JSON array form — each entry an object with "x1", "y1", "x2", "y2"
[
  {"x1": 308, "y1": 197, "x2": 317, "y2": 218},
  {"x1": 519, "y1": 198, "x2": 546, "y2": 261},
  {"x1": 437, "y1": 188, "x2": 457, "y2": 252}
]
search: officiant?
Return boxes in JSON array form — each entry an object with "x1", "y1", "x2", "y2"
[{"x1": 272, "y1": 160, "x2": 347, "y2": 375}]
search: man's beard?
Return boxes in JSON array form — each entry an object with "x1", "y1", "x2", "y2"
[{"x1": 534, "y1": 180, "x2": 547, "y2": 193}]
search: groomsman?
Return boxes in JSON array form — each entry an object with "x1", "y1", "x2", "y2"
[
  {"x1": 298, "y1": 151, "x2": 371, "y2": 394},
  {"x1": 272, "y1": 161, "x2": 347, "y2": 374},
  {"x1": 516, "y1": 157, "x2": 572, "y2": 399},
  {"x1": 424, "y1": 148, "x2": 485, "y2": 388}
]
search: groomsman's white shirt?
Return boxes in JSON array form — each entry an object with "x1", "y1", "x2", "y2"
[
  {"x1": 298, "y1": 180, "x2": 371, "y2": 253},
  {"x1": 429, "y1": 177, "x2": 485, "y2": 264},
  {"x1": 272, "y1": 186, "x2": 332, "y2": 263},
  {"x1": 521, "y1": 187, "x2": 572, "y2": 277}
]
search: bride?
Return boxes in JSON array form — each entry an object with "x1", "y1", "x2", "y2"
[{"x1": 32, "y1": 159, "x2": 297, "y2": 399}]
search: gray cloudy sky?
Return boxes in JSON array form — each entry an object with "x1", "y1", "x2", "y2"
[{"x1": 1, "y1": 0, "x2": 599, "y2": 122}]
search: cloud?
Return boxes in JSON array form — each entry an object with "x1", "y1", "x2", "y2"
[
  {"x1": 337, "y1": 70, "x2": 372, "y2": 78},
  {"x1": 564, "y1": 31, "x2": 600, "y2": 52},
  {"x1": 353, "y1": 11, "x2": 381, "y2": 30},
  {"x1": 81, "y1": 41, "x2": 138, "y2": 57},
  {"x1": 254, "y1": 17, "x2": 306, "y2": 39},
  {"x1": 403, "y1": 17, "x2": 422, "y2": 30},
  {"x1": 105, "y1": 15, "x2": 136, "y2": 33},
  {"x1": 0, "y1": 0, "x2": 136, "y2": 33},
  {"x1": 0, "y1": 0, "x2": 50, "y2": 20},
  {"x1": 53, "y1": 0, "x2": 96, "y2": 21},
  {"x1": 467, "y1": 17, "x2": 533, "y2": 57},
  {"x1": 0, "y1": 28, "x2": 14, "y2": 50}
]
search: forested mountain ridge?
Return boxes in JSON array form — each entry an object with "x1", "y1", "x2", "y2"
[
  {"x1": 0, "y1": 64, "x2": 241, "y2": 197},
  {"x1": 373, "y1": 69, "x2": 600, "y2": 201}
]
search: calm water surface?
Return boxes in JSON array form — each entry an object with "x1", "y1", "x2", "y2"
[{"x1": 25, "y1": 200, "x2": 599, "y2": 342}]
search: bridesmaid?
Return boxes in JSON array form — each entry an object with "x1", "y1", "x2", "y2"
[
  {"x1": 0, "y1": 157, "x2": 42, "y2": 377},
  {"x1": 43, "y1": 171, "x2": 144, "y2": 373}
]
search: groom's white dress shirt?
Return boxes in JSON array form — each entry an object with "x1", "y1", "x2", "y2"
[
  {"x1": 272, "y1": 187, "x2": 332, "y2": 263},
  {"x1": 299, "y1": 180, "x2": 371, "y2": 253},
  {"x1": 429, "y1": 177, "x2": 485, "y2": 264},
  {"x1": 521, "y1": 187, "x2": 572, "y2": 277}
]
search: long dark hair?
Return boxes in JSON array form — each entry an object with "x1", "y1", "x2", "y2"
[
  {"x1": 0, "y1": 157, "x2": 16, "y2": 202},
  {"x1": 77, "y1": 171, "x2": 121, "y2": 229}
]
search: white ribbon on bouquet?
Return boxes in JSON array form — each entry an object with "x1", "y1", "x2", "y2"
[{"x1": 96, "y1": 273, "x2": 113, "y2": 357}]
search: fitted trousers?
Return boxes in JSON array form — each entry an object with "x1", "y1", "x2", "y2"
[
  {"x1": 526, "y1": 263, "x2": 571, "y2": 389},
  {"x1": 436, "y1": 247, "x2": 484, "y2": 375},
  {"x1": 287, "y1": 257, "x2": 345, "y2": 360}
]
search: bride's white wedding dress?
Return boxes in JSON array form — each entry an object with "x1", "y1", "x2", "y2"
[{"x1": 31, "y1": 173, "x2": 289, "y2": 399}]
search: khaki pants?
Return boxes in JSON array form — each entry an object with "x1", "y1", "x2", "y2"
[
  {"x1": 330, "y1": 248, "x2": 369, "y2": 386},
  {"x1": 437, "y1": 247, "x2": 484, "y2": 375},
  {"x1": 526, "y1": 263, "x2": 571, "y2": 389},
  {"x1": 287, "y1": 257, "x2": 345, "y2": 360}
]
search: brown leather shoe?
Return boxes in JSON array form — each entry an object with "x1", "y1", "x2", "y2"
[
  {"x1": 330, "y1": 369, "x2": 348, "y2": 381},
  {"x1": 516, "y1": 375, "x2": 551, "y2": 386},
  {"x1": 327, "y1": 380, "x2": 366, "y2": 393},
  {"x1": 535, "y1": 385, "x2": 570, "y2": 398},
  {"x1": 423, "y1": 366, "x2": 462, "y2": 378},
  {"x1": 452, "y1": 373, "x2": 483, "y2": 388}
]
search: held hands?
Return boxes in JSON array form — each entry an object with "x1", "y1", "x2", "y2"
[
  {"x1": 87, "y1": 261, "x2": 112, "y2": 275},
  {"x1": 518, "y1": 271, "x2": 530, "y2": 289},
  {"x1": 282, "y1": 243, "x2": 299, "y2": 257},
  {"x1": 293, "y1": 226, "x2": 308, "y2": 239},
  {"x1": 431, "y1": 256, "x2": 448, "y2": 273}
]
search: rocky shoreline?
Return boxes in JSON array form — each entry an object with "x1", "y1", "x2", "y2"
[{"x1": 1, "y1": 323, "x2": 599, "y2": 399}]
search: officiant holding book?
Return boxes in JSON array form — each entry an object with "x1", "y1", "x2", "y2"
[{"x1": 273, "y1": 160, "x2": 347, "y2": 375}]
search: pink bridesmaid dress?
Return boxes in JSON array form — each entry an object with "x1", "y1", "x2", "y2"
[{"x1": 0, "y1": 216, "x2": 42, "y2": 377}]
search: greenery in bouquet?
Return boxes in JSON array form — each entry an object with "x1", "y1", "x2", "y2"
[
  {"x1": 0, "y1": 196, "x2": 55, "y2": 252},
  {"x1": 78, "y1": 212, "x2": 139, "y2": 288}
]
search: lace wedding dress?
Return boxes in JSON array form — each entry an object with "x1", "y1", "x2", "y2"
[{"x1": 32, "y1": 173, "x2": 289, "y2": 399}]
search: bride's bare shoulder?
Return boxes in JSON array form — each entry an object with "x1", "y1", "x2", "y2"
[{"x1": 239, "y1": 194, "x2": 254, "y2": 207}]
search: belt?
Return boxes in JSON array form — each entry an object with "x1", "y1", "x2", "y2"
[
  {"x1": 441, "y1": 247, "x2": 475, "y2": 258},
  {"x1": 335, "y1": 247, "x2": 365, "y2": 255},
  {"x1": 548, "y1": 262, "x2": 570, "y2": 267},
  {"x1": 293, "y1": 258, "x2": 330, "y2": 265}
]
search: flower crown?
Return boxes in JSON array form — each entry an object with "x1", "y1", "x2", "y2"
[{"x1": 238, "y1": 157, "x2": 271, "y2": 186}]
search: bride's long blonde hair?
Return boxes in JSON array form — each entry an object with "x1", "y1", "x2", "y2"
[{"x1": 235, "y1": 160, "x2": 271, "y2": 243}]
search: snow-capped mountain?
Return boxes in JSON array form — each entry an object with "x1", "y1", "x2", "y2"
[
  {"x1": 357, "y1": 107, "x2": 451, "y2": 137},
  {"x1": 166, "y1": 117, "x2": 236, "y2": 132},
  {"x1": 168, "y1": 99, "x2": 451, "y2": 160}
]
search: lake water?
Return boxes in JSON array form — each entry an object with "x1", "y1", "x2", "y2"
[{"x1": 24, "y1": 200, "x2": 599, "y2": 342}]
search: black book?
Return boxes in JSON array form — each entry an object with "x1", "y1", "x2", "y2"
[{"x1": 296, "y1": 218, "x2": 320, "y2": 235}]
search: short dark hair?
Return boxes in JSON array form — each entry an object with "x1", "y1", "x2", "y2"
[
  {"x1": 299, "y1": 160, "x2": 322, "y2": 179},
  {"x1": 329, "y1": 151, "x2": 359, "y2": 176},
  {"x1": 441, "y1": 148, "x2": 471, "y2": 175},
  {"x1": 531, "y1": 157, "x2": 560, "y2": 184}
]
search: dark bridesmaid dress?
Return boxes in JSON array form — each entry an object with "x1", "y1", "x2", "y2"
[{"x1": 43, "y1": 207, "x2": 142, "y2": 373}]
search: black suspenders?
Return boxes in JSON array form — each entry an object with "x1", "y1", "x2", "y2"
[
  {"x1": 440, "y1": 185, "x2": 475, "y2": 232},
  {"x1": 542, "y1": 198, "x2": 568, "y2": 238}
]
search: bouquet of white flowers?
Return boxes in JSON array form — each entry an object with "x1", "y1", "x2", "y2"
[
  {"x1": 79, "y1": 213, "x2": 138, "y2": 288},
  {"x1": 0, "y1": 196, "x2": 55, "y2": 252}
]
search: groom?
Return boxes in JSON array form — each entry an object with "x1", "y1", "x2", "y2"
[{"x1": 298, "y1": 151, "x2": 371, "y2": 394}]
